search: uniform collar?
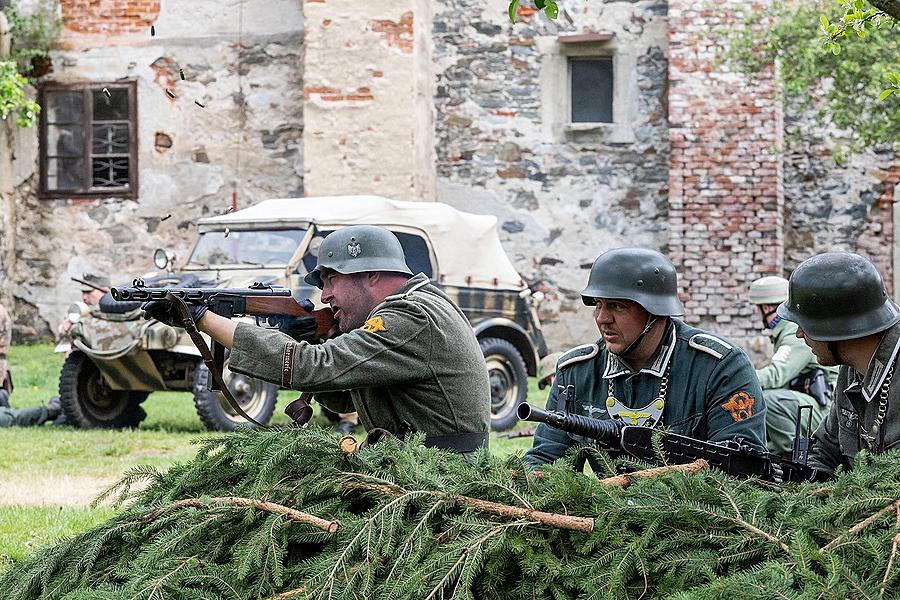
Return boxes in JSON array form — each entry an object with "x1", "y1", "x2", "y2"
[
  {"x1": 857, "y1": 321, "x2": 900, "y2": 402},
  {"x1": 384, "y1": 273, "x2": 430, "y2": 301},
  {"x1": 602, "y1": 321, "x2": 676, "y2": 379}
]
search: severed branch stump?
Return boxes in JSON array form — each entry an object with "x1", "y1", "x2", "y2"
[
  {"x1": 599, "y1": 459, "x2": 710, "y2": 488},
  {"x1": 145, "y1": 496, "x2": 340, "y2": 533}
]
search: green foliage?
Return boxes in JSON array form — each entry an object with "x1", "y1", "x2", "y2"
[
  {"x1": 0, "y1": 61, "x2": 38, "y2": 128},
  {"x1": 507, "y1": 0, "x2": 558, "y2": 23},
  {"x1": 2, "y1": 427, "x2": 900, "y2": 599},
  {"x1": 2, "y1": 1, "x2": 60, "y2": 78},
  {"x1": 725, "y1": 0, "x2": 900, "y2": 148}
]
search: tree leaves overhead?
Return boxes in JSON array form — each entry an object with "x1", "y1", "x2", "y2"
[{"x1": 2, "y1": 427, "x2": 900, "y2": 599}]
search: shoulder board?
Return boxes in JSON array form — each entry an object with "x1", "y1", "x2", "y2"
[
  {"x1": 688, "y1": 334, "x2": 733, "y2": 360},
  {"x1": 558, "y1": 343, "x2": 600, "y2": 370}
]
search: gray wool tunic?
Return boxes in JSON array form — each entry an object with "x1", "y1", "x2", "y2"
[{"x1": 228, "y1": 273, "x2": 491, "y2": 441}]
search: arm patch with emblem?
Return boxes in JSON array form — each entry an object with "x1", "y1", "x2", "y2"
[
  {"x1": 362, "y1": 316, "x2": 387, "y2": 333},
  {"x1": 688, "y1": 334, "x2": 733, "y2": 360}
]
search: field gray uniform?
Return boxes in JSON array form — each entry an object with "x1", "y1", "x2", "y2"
[
  {"x1": 809, "y1": 320, "x2": 900, "y2": 474},
  {"x1": 757, "y1": 318, "x2": 836, "y2": 455},
  {"x1": 0, "y1": 406, "x2": 48, "y2": 428},
  {"x1": 229, "y1": 273, "x2": 491, "y2": 450}
]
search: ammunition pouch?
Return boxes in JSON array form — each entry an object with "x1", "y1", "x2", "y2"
[{"x1": 789, "y1": 369, "x2": 832, "y2": 407}]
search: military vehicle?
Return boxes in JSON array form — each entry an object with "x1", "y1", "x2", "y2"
[{"x1": 58, "y1": 195, "x2": 548, "y2": 431}]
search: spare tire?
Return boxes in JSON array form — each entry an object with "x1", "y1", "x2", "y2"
[{"x1": 58, "y1": 351, "x2": 148, "y2": 428}]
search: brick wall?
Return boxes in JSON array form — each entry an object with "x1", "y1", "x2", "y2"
[
  {"x1": 667, "y1": 0, "x2": 783, "y2": 340},
  {"x1": 61, "y1": 0, "x2": 160, "y2": 35}
]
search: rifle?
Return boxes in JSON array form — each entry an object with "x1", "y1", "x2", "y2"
[
  {"x1": 517, "y1": 403, "x2": 823, "y2": 483},
  {"x1": 111, "y1": 278, "x2": 336, "y2": 426}
]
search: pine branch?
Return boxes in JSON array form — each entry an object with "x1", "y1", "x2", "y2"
[
  {"x1": 144, "y1": 496, "x2": 340, "y2": 533},
  {"x1": 598, "y1": 459, "x2": 709, "y2": 487},
  {"x1": 345, "y1": 480, "x2": 594, "y2": 533},
  {"x1": 821, "y1": 499, "x2": 900, "y2": 552},
  {"x1": 880, "y1": 505, "x2": 900, "y2": 598}
]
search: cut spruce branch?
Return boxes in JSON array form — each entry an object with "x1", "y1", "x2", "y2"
[
  {"x1": 144, "y1": 495, "x2": 340, "y2": 533},
  {"x1": 821, "y1": 498, "x2": 900, "y2": 552},
  {"x1": 344, "y1": 480, "x2": 595, "y2": 533},
  {"x1": 598, "y1": 458, "x2": 709, "y2": 487}
]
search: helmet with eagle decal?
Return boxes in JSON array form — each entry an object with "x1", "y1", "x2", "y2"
[{"x1": 304, "y1": 225, "x2": 413, "y2": 289}]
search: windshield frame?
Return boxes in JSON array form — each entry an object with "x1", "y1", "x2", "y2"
[{"x1": 184, "y1": 226, "x2": 309, "y2": 270}]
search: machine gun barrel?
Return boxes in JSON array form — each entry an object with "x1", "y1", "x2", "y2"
[
  {"x1": 517, "y1": 403, "x2": 624, "y2": 445},
  {"x1": 110, "y1": 283, "x2": 292, "y2": 303}
]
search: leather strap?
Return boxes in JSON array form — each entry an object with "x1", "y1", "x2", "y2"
[
  {"x1": 167, "y1": 292, "x2": 268, "y2": 428},
  {"x1": 423, "y1": 431, "x2": 488, "y2": 454}
]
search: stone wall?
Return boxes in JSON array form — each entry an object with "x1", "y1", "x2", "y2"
[
  {"x1": 3, "y1": 0, "x2": 305, "y2": 339},
  {"x1": 432, "y1": 0, "x2": 671, "y2": 350}
]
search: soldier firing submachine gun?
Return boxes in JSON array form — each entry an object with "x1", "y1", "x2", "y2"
[{"x1": 517, "y1": 402, "x2": 825, "y2": 483}]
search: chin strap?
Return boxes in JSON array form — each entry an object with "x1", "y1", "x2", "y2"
[
  {"x1": 619, "y1": 315, "x2": 661, "y2": 358},
  {"x1": 167, "y1": 292, "x2": 269, "y2": 428}
]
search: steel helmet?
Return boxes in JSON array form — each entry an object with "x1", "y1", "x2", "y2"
[
  {"x1": 749, "y1": 276, "x2": 789, "y2": 305},
  {"x1": 777, "y1": 252, "x2": 900, "y2": 341},
  {"x1": 537, "y1": 352, "x2": 564, "y2": 390},
  {"x1": 581, "y1": 248, "x2": 684, "y2": 316},
  {"x1": 304, "y1": 225, "x2": 413, "y2": 289}
]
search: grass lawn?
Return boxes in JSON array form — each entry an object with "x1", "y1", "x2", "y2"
[{"x1": 0, "y1": 343, "x2": 547, "y2": 567}]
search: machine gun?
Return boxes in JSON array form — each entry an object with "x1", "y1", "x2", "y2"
[
  {"x1": 517, "y1": 403, "x2": 823, "y2": 483},
  {"x1": 111, "y1": 279, "x2": 336, "y2": 426}
]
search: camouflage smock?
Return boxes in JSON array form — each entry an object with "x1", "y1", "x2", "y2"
[
  {"x1": 229, "y1": 273, "x2": 491, "y2": 442},
  {"x1": 0, "y1": 303, "x2": 10, "y2": 387},
  {"x1": 808, "y1": 320, "x2": 900, "y2": 475},
  {"x1": 524, "y1": 319, "x2": 767, "y2": 469}
]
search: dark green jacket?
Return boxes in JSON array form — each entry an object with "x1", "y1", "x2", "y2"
[
  {"x1": 809, "y1": 321, "x2": 900, "y2": 474},
  {"x1": 229, "y1": 273, "x2": 491, "y2": 441},
  {"x1": 524, "y1": 319, "x2": 767, "y2": 469}
]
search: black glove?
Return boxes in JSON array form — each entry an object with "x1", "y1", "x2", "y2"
[
  {"x1": 142, "y1": 300, "x2": 208, "y2": 328},
  {"x1": 279, "y1": 315, "x2": 318, "y2": 342}
]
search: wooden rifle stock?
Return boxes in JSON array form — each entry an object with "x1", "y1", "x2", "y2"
[{"x1": 243, "y1": 296, "x2": 336, "y2": 340}]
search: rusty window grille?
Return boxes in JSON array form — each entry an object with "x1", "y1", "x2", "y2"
[
  {"x1": 569, "y1": 57, "x2": 613, "y2": 124},
  {"x1": 39, "y1": 82, "x2": 138, "y2": 198}
]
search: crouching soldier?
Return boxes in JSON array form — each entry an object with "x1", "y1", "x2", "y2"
[
  {"x1": 524, "y1": 248, "x2": 767, "y2": 470},
  {"x1": 777, "y1": 252, "x2": 900, "y2": 476}
]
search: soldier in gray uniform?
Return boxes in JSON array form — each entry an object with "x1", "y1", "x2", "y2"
[
  {"x1": 748, "y1": 276, "x2": 837, "y2": 456},
  {"x1": 145, "y1": 225, "x2": 491, "y2": 453},
  {"x1": 777, "y1": 252, "x2": 900, "y2": 476},
  {"x1": 525, "y1": 248, "x2": 767, "y2": 470}
]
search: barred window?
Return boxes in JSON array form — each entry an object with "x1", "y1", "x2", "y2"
[{"x1": 40, "y1": 82, "x2": 137, "y2": 198}]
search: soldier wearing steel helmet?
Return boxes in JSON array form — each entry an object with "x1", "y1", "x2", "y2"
[
  {"x1": 524, "y1": 248, "x2": 767, "y2": 470},
  {"x1": 144, "y1": 225, "x2": 491, "y2": 453},
  {"x1": 748, "y1": 275, "x2": 837, "y2": 457},
  {"x1": 777, "y1": 252, "x2": 900, "y2": 475}
]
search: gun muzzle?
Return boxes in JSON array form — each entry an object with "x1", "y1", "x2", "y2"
[{"x1": 517, "y1": 403, "x2": 624, "y2": 445}]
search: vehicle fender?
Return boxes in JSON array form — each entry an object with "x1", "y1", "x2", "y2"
[
  {"x1": 472, "y1": 318, "x2": 539, "y2": 376},
  {"x1": 71, "y1": 339, "x2": 167, "y2": 391}
]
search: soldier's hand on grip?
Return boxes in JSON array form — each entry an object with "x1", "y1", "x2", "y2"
[
  {"x1": 142, "y1": 299, "x2": 208, "y2": 328},
  {"x1": 277, "y1": 299, "x2": 318, "y2": 342}
]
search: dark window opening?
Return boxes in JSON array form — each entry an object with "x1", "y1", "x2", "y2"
[
  {"x1": 40, "y1": 83, "x2": 137, "y2": 197},
  {"x1": 394, "y1": 232, "x2": 433, "y2": 279},
  {"x1": 569, "y1": 57, "x2": 613, "y2": 123}
]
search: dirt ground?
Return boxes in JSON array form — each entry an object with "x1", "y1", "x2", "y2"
[{"x1": 0, "y1": 475, "x2": 120, "y2": 507}]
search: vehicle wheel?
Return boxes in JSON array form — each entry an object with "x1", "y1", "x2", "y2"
[
  {"x1": 480, "y1": 337, "x2": 528, "y2": 431},
  {"x1": 58, "y1": 351, "x2": 149, "y2": 428},
  {"x1": 192, "y1": 362, "x2": 278, "y2": 431}
]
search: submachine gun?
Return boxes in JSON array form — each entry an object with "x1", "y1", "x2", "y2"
[
  {"x1": 111, "y1": 279, "x2": 336, "y2": 426},
  {"x1": 517, "y1": 403, "x2": 824, "y2": 483}
]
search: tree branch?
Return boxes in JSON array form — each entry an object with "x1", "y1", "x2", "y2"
[
  {"x1": 821, "y1": 499, "x2": 900, "y2": 552},
  {"x1": 869, "y1": 0, "x2": 900, "y2": 21},
  {"x1": 145, "y1": 496, "x2": 340, "y2": 533}
]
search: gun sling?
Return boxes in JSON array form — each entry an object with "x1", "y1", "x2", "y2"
[{"x1": 167, "y1": 292, "x2": 269, "y2": 428}]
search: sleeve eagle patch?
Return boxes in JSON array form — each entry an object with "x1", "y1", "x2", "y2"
[
  {"x1": 722, "y1": 392, "x2": 755, "y2": 422},
  {"x1": 362, "y1": 316, "x2": 387, "y2": 333}
]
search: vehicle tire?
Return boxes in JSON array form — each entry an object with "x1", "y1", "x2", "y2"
[
  {"x1": 480, "y1": 337, "x2": 528, "y2": 431},
  {"x1": 58, "y1": 351, "x2": 149, "y2": 428},
  {"x1": 192, "y1": 362, "x2": 278, "y2": 431}
]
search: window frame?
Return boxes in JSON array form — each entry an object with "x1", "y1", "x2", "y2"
[
  {"x1": 39, "y1": 81, "x2": 139, "y2": 199},
  {"x1": 567, "y1": 55, "x2": 614, "y2": 125}
]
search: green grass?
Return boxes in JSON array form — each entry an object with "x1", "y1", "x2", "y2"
[{"x1": 1, "y1": 343, "x2": 550, "y2": 571}]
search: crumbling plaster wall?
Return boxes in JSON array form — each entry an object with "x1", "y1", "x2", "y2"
[
  {"x1": 433, "y1": 0, "x2": 671, "y2": 350},
  {"x1": 302, "y1": 0, "x2": 436, "y2": 200},
  {"x1": 4, "y1": 0, "x2": 304, "y2": 339}
]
